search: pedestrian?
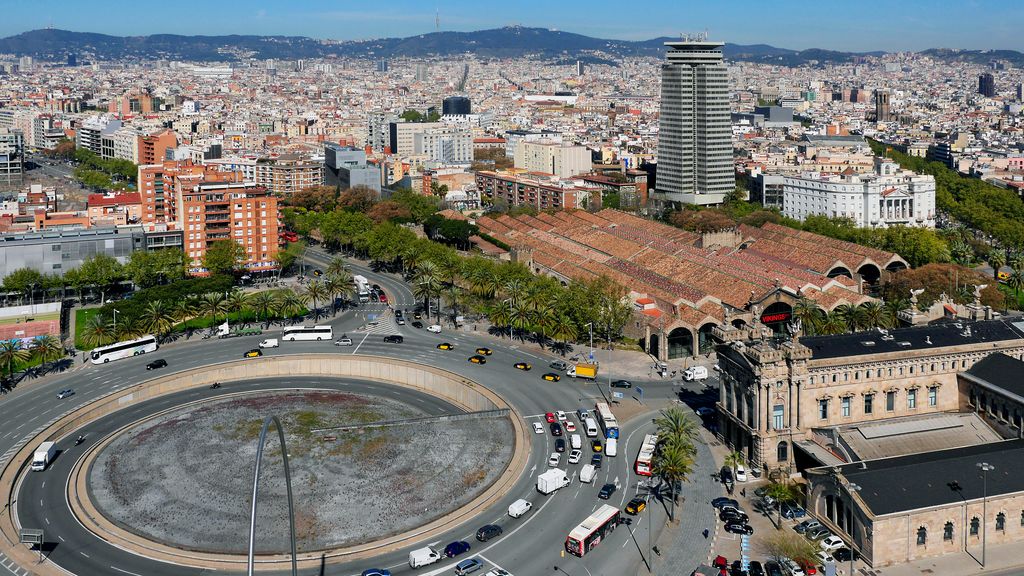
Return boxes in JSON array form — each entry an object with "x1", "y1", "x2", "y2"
[
  {"x1": 703, "y1": 528, "x2": 709, "y2": 539},
  {"x1": 741, "y1": 487, "x2": 746, "y2": 497}
]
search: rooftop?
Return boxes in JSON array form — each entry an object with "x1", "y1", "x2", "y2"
[
  {"x1": 835, "y1": 412, "x2": 1003, "y2": 462},
  {"x1": 801, "y1": 319, "x2": 1024, "y2": 361},
  {"x1": 962, "y1": 353, "x2": 1024, "y2": 400},
  {"x1": 831, "y1": 439, "x2": 1024, "y2": 517}
]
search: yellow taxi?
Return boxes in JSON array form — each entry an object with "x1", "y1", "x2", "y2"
[
  {"x1": 625, "y1": 497, "x2": 647, "y2": 515},
  {"x1": 437, "y1": 342, "x2": 455, "y2": 350},
  {"x1": 468, "y1": 355, "x2": 487, "y2": 364},
  {"x1": 244, "y1": 349, "x2": 263, "y2": 358},
  {"x1": 475, "y1": 347, "x2": 492, "y2": 356},
  {"x1": 542, "y1": 372, "x2": 561, "y2": 382},
  {"x1": 514, "y1": 362, "x2": 532, "y2": 371}
]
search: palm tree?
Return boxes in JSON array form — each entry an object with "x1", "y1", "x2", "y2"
[
  {"x1": 325, "y1": 271, "x2": 354, "y2": 313},
  {"x1": 532, "y1": 302, "x2": 557, "y2": 348},
  {"x1": 247, "y1": 290, "x2": 277, "y2": 327},
  {"x1": 29, "y1": 334, "x2": 65, "y2": 365},
  {"x1": 1008, "y1": 269, "x2": 1024, "y2": 301},
  {"x1": 883, "y1": 298, "x2": 908, "y2": 325},
  {"x1": 488, "y1": 300, "x2": 512, "y2": 334},
  {"x1": 201, "y1": 292, "x2": 228, "y2": 325},
  {"x1": 142, "y1": 299, "x2": 177, "y2": 339},
  {"x1": 304, "y1": 280, "x2": 329, "y2": 321},
  {"x1": 859, "y1": 301, "x2": 889, "y2": 330},
  {"x1": 820, "y1": 311, "x2": 848, "y2": 335},
  {"x1": 413, "y1": 262, "x2": 440, "y2": 315},
  {"x1": 326, "y1": 256, "x2": 348, "y2": 280},
  {"x1": 80, "y1": 314, "x2": 115, "y2": 348},
  {"x1": 654, "y1": 406, "x2": 700, "y2": 451},
  {"x1": 834, "y1": 303, "x2": 867, "y2": 333},
  {"x1": 989, "y1": 251, "x2": 1007, "y2": 280},
  {"x1": 279, "y1": 289, "x2": 308, "y2": 322},
  {"x1": 113, "y1": 314, "x2": 144, "y2": 341},
  {"x1": 508, "y1": 300, "x2": 532, "y2": 341},
  {"x1": 652, "y1": 441, "x2": 695, "y2": 522},
  {"x1": 175, "y1": 295, "x2": 200, "y2": 323},
  {"x1": 791, "y1": 298, "x2": 824, "y2": 336},
  {"x1": 724, "y1": 450, "x2": 745, "y2": 475},
  {"x1": 550, "y1": 314, "x2": 578, "y2": 355},
  {"x1": 0, "y1": 340, "x2": 30, "y2": 379},
  {"x1": 224, "y1": 290, "x2": 248, "y2": 321}
]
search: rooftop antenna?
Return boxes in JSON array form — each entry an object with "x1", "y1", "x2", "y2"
[{"x1": 435, "y1": 8, "x2": 440, "y2": 32}]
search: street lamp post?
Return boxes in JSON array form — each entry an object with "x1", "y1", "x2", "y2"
[
  {"x1": 846, "y1": 482, "x2": 862, "y2": 576},
  {"x1": 977, "y1": 462, "x2": 995, "y2": 567},
  {"x1": 112, "y1": 309, "x2": 119, "y2": 331},
  {"x1": 584, "y1": 322, "x2": 594, "y2": 362}
]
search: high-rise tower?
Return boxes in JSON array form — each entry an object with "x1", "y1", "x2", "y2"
[
  {"x1": 653, "y1": 36, "x2": 734, "y2": 208},
  {"x1": 978, "y1": 73, "x2": 996, "y2": 98},
  {"x1": 875, "y1": 90, "x2": 891, "y2": 122}
]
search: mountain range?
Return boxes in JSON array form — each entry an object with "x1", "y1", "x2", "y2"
[{"x1": 0, "y1": 27, "x2": 1019, "y2": 67}]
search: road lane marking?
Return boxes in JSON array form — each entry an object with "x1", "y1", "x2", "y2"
[
  {"x1": 79, "y1": 552, "x2": 89, "y2": 558},
  {"x1": 352, "y1": 332, "x2": 370, "y2": 354},
  {"x1": 110, "y1": 567, "x2": 142, "y2": 576}
]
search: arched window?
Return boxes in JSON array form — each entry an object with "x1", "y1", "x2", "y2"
[
  {"x1": 997, "y1": 512, "x2": 1006, "y2": 531},
  {"x1": 916, "y1": 526, "x2": 927, "y2": 545},
  {"x1": 777, "y1": 441, "x2": 789, "y2": 462},
  {"x1": 943, "y1": 521, "x2": 954, "y2": 541},
  {"x1": 971, "y1": 517, "x2": 980, "y2": 536}
]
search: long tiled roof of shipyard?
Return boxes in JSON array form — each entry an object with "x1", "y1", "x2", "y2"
[{"x1": 475, "y1": 209, "x2": 906, "y2": 329}]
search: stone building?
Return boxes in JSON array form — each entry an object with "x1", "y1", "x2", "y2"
[{"x1": 714, "y1": 318, "x2": 1024, "y2": 474}]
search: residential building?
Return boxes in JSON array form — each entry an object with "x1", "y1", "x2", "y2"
[
  {"x1": 414, "y1": 127, "x2": 473, "y2": 164},
  {"x1": 111, "y1": 127, "x2": 140, "y2": 162},
  {"x1": 513, "y1": 141, "x2": 591, "y2": 178},
  {"x1": 177, "y1": 181, "x2": 279, "y2": 274},
  {"x1": 474, "y1": 171, "x2": 593, "y2": 210},
  {"x1": 86, "y1": 192, "x2": 142, "y2": 224},
  {"x1": 503, "y1": 129, "x2": 561, "y2": 159},
  {"x1": 388, "y1": 121, "x2": 444, "y2": 155},
  {"x1": 782, "y1": 158, "x2": 936, "y2": 228},
  {"x1": 209, "y1": 155, "x2": 322, "y2": 196},
  {"x1": 138, "y1": 129, "x2": 177, "y2": 165},
  {"x1": 367, "y1": 112, "x2": 397, "y2": 152},
  {"x1": 324, "y1": 143, "x2": 381, "y2": 192},
  {"x1": 653, "y1": 38, "x2": 735, "y2": 208},
  {"x1": 0, "y1": 129, "x2": 25, "y2": 190},
  {"x1": 76, "y1": 115, "x2": 121, "y2": 156},
  {"x1": 752, "y1": 173, "x2": 784, "y2": 208}
]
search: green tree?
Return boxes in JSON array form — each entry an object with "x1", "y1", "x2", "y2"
[
  {"x1": 200, "y1": 292, "x2": 228, "y2": 325},
  {"x1": 413, "y1": 261, "x2": 440, "y2": 314},
  {"x1": 724, "y1": 450, "x2": 746, "y2": 475},
  {"x1": 760, "y1": 530, "x2": 819, "y2": 563},
  {"x1": 224, "y1": 290, "x2": 247, "y2": 319},
  {"x1": 278, "y1": 290, "x2": 307, "y2": 320},
  {"x1": 651, "y1": 441, "x2": 695, "y2": 522},
  {"x1": 141, "y1": 299, "x2": 177, "y2": 338},
  {"x1": 203, "y1": 241, "x2": 244, "y2": 276},
  {"x1": 247, "y1": 290, "x2": 277, "y2": 328},
  {"x1": 989, "y1": 250, "x2": 1007, "y2": 280},
  {"x1": 764, "y1": 482, "x2": 802, "y2": 529},
  {"x1": 2, "y1": 267, "x2": 44, "y2": 304},
  {"x1": 304, "y1": 281, "x2": 329, "y2": 321},
  {"x1": 792, "y1": 298, "x2": 824, "y2": 336},
  {"x1": 0, "y1": 340, "x2": 30, "y2": 379},
  {"x1": 80, "y1": 314, "x2": 115, "y2": 348},
  {"x1": 550, "y1": 314, "x2": 578, "y2": 354},
  {"x1": 859, "y1": 301, "x2": 890, "y2": 329},
  {"x1": 1009, "y1": 269, "x2": 1024, "y2": 300},
  {"x1": 29, "y1": 334, "x2": 65, "y2": 365},
  {"x1": 79, "y1": 254, "x2": 125, "y2": 304}
]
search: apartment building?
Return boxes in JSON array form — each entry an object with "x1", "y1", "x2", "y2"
[
  {"x1": 76, "y1": 115, "x2": 121, "y2": 156},
  {"x1": 178, "y1": 181, "x2": 279, "y2": 274},
  {"x1": 513, "y1": 140, "x2": 591, "y2": 178},
  {"x1": 138, "y1": 129, "x2": 177, "y2": 165},
  {"x1": 388, "y1": 121, "x2": 444, "y2": 155},
  {"x1": 414, "y1": 127, "x2": 473, "y2": 164},
  {"x1": 475, "y1": 171, "x2": 593, "y2": 210},
  {"x1": 0, "y1": 129, "x2": 24, "y2": 190}
]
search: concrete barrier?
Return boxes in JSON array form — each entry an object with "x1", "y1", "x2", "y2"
[{"x1": 0, "y1": 354, "x2": 530, "y2": 574}]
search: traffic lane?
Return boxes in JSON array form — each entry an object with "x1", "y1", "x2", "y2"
[
  {"x1": 303, "y1": 250, "x2": 415, "y2": 308},
  {"x1": 17, "y1": 378, "x2": 465, "y2": 576}
]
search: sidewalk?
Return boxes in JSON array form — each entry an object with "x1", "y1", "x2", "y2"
[{"x1": 872, "y1": 542, "x2": 1024, "y2": 576}]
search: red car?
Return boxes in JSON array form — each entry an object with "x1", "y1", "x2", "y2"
[
  {"x1": 544, "y1": 412, "x2": 556, "y2": 423},
  {"x1": 379, "y1": 293, "x2": 388, "y2": 303}
]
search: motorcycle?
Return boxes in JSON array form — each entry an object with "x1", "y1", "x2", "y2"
[
  {"x1": 210, "y1": 382, "x2": 221, "y2": 389},
  {"x1": 75, "y1": 435, "x2": 84, "y2": 445}
]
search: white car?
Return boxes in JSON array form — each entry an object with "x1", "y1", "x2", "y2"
[
  {"x1": 548, "y1": 452, "x2": 560, "y2": 467},
  {"x1": 815, "y1": 551, "x2": 836, "y2": 566},
  {"x1": 782, "y1": 559, "x2": 805, "y2": 576},
  {"x1": 565, "y1": 421, "x2": 577, "y2": 432},
  {"x1": 735, "y1": 464, "x2": 747, "y2": 482},
  {"x1": 556, "y1": 411, "x2": 567, "y2": 422},
  {"x1": 427, "y1": 324, "x2": 442, "y2": 333},
  {"x1": 533, "y1": 422, "x2": 544, "y2": 434},
  {"x1": 568, "y1": 449, "x2": 582, "y2": 464},
  {"x1": 820, "y1": 536, "x2": 846, "y2": 552}
]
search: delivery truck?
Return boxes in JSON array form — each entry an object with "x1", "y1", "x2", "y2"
[
  {"x1": 579, "y1": 464, "x2": 597, "y2": 483},
  {"x1": 408, "y1": 545, "x2": 442, "y2": 568},
  {"x1": 683, "y1": 366, "x2": 709, "y2": 382},
  {"x1": 567, "y1": 363, "x2": 598, "y2": 379},
  {"x1": 31, "y1": 441, "x2": 56, "y2": 471},
  {"x1": 537, "y1": 469, "x2": 571, "y2": 495}
]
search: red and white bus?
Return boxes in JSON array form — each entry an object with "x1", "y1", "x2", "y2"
[
  {"x1": 565, "y1": 504, "x2": 621, "y2": 557},
  {"x1": 634, "y1": 433, "x2": 658, "y2": 476}
]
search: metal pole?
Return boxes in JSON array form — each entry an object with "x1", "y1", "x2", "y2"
[
  {"x1": 247, "y1": 416, "x2": 298, "y2": 576},
  {"x1": 976, "y1": 462, "x2": 993, "y2": 568},
  {"x1": 847, "y1": 482, "x2": 861, "y2": 576}
]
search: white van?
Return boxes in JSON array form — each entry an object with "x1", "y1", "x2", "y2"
[
  {"x1": 605, "y1": 438, "x2": 618, "y2": 457},
  {"x1": 683, "y1": 366, "x2": 709, "y2": 381},
  {"x1": 570, "y1": 434, "x2": 582, "y2": 450},
  {"x1": 408, "y1": 546, "x2": 442, "y2": 568},
  {"x1": 258, "y1": 338, "x2": 279, "y2": 348},
  {"x1": 508, "y1": 498, "x2": 532, "y2": 518},
  {"x1": 580, "y1": 464, "x2": 597, "y2": 483},
  {"x1": 584, "y1": 417, "x2": 599, "y2": 438}
]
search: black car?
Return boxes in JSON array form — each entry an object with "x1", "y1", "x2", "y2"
[
  {"x1": 724, "y1": 522, "x2": 754, "y2": 535},
  {"x1": 747, "y1": 561, "x2": 765, "y2": 576},
  {"x1": 711, "y1": 497, "x2": 739, "y2": 509},
  {"x1": 443, "y1": 540, "x2": 471, "y2": 557},
  {"x1": 610, "y1": 380, "x2": 632, "y2": 389},
  {"x1": 411, "y1": 321, "x2": 423, "y2": 329},
  {"x1": 720, "y1": 510, "x2": 749, "y2": 523},
  {"x1": 832, "y1": 548, "x2": 853, "y2": 562},
  {"x1": 146, "y1": 358, "x2": 168, "y2": 370},
  {"x1": 555, "y1": 438, "x2": 566, "y2": 452},
  {"x1": 598, "y1": 483, "x2": 616, "y2": 499},
  {"x1": 549, "y1": 422, "x2": 563, "y2": 436},
  {"x1": 764, "y1": 561, "x2": 784, "y2": 576},
  {"x1": 731, "y1": 560, "x2": 748, "y2": 576},
  {"x1": 395, "y1": 309, "x2": 403, "y2": 319},
  {"x1": 591, "y1": 453, "x2": 603, "y2": 468},
  {"x1": 383, "y1": 335, "x2": 404, "y2": 343},
  {"x1": 475, "y1": 524, "x2": 502, "y2": 542}
]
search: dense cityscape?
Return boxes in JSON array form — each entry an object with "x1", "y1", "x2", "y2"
[{"x1": 1, "y1": 4, "x2": 1024, "y2": 576}]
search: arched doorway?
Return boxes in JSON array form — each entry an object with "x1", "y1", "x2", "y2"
[
  {"x1": 667, "y1": 327, "x2": 693, "y2": 359},
  {"x1": 885, "y1": 261, "x2": 908, "y2": 273},
  {"x1": 649, "y1": 333, "x2": 661, "y2": 359},
  {"x1": 828, "y1": 266, "x2": 853, "y2": 279},
  {"x1": 857, "y1": 263, "x2": 881, "y2": 284},
  {"x1": 760, "y1": 301, "x2": 793, "y2": 336},
  {"x1": 697, "y1": 322, "x2": 717, "y2": 354},
  {"x1": 777, "y1": 440, "x2": 789, "y2": 462}
]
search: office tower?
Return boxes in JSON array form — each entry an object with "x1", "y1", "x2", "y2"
[
  {"x1": 376, "y1": 59, "x2": 388, "y2": 73},
  {"x1": 415, "y1": 63, "x2": 428, "y2": 81},
  {"x1": 653, "y1": 36, "x2": 734, "y2": 208},
  {"x1": 66, "y1": 53, "x2": 76, "y2": 67},
  {"x1": 576, "y1": 60, "x2": 584, "y2": 76},
  {"x1": 18, "y1": 56, "x2": 33, "y2": 73},
  {"x1": 978, "y1": 73, "x2": 996, "y2": 98},
  {"x1": 1017, "y1": 83, "x2": 1023, "y2": 102},
  {"x1": 442, "y1": 96, "x2": 471, "y2": 115},
  {"x1": 875, "y1": 90, "x2": 891, "y2": 122}
]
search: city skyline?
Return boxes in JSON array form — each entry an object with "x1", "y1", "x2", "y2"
[{"x1": 4, "y1": 0, "x2": 1024, "y2": 53}]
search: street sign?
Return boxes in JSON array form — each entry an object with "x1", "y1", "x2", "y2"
[
  {"x1": 19, "y1": 529, "x2": 43, "y2": 545},
  {"x1": 612, "y1": 392, "x2": 623, "y2": 399},
  {"x1": 636, "y1": 386, "x2": 644, "y2": 397}
]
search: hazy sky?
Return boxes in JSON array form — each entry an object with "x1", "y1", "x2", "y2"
[{"x1": 5, "y1": 0, "x2": 1023, "y2": 52}]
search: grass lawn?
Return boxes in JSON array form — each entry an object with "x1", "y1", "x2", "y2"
[{"x1": 74, "y1": 308, "x2": 102, "y2": 350}]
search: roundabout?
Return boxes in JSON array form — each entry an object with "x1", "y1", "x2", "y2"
[{"x1": 0, "y1": 259, "x2": 677, "y2": 576}]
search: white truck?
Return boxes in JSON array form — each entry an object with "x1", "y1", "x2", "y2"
[
  {"x1": 683, "y1": 366, "x2": 709, "y2": 382},
  {"x1": 408, "y1": 545, "x2": 442, "y2": 568},
  {"x1": 605, "y1": 438, "x2": 618, "y2": 457},
  {"x1": 353, "y1": 274, "x2": 371, "y2": 303},
  {"x1": 508, "y1": 498, "x2": 532, "y2": 518},
  {"x1": 258, "y1": 338, "x2": 279, "y2": 348},
  {"x1": 536, "y1": 468, "x2": 571, "y2": 495},
  {"x1": 31, "y1": 441, "x2": 56, "y2": 471}
]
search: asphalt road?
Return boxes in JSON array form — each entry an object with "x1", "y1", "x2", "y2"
[{"x1": 1, "y1": 257, "x2": 685, "y2": 576}]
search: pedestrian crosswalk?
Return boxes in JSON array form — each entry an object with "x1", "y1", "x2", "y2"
[{"x1": 356, "y1": 307, "x2": 400, "y2": 335}]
